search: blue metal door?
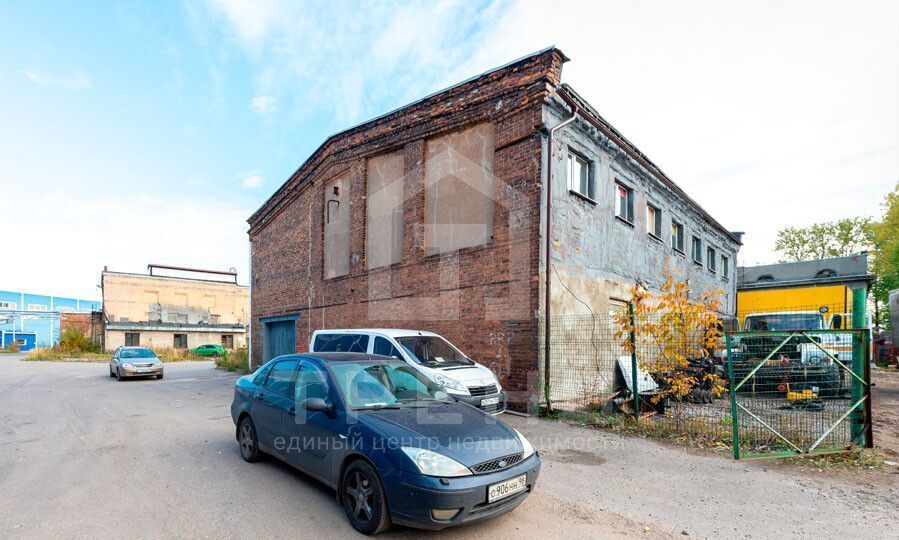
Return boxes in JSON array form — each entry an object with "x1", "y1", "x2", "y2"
[{"x1": 264, "y1": 319, "x2": 296, "y2": 363}]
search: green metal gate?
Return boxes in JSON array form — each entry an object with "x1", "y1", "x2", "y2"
[{"x1": 726, "y1": 328, "x2": 872, "y2": 459}]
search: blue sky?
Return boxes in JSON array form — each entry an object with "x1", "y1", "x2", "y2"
[{"x1": 1, "y1": 0, "x2": 897, "y2": 299}]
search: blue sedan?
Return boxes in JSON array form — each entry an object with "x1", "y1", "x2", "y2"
[{"x1": 230, "y1": 352, "x2": 540, "y2": 534}]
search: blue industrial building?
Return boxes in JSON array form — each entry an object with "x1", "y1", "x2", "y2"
[{"x1": 0, "y1": 290, "x2": 101, "y2": 350}]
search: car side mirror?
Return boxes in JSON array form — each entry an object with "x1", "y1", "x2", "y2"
[{"x1": 302, "y1": 397, "x2": 332, "y2": 413}]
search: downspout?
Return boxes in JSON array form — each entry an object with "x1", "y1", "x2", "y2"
[{"x1": 544, "y1": 96, "x2": 578, "y2": 413}]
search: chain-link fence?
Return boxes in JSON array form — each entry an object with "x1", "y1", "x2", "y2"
[{"x1": 540, "y1": 306, "x2": 872, "y2": 458}]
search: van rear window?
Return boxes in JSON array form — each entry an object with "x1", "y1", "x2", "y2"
[{"x1": 313, "y1": 334, "x2": 369, "y2": 353}]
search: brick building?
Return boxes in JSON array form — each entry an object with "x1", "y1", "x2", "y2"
[{"x1": 248, "y1": 47, "x2": 741, "y2": 407}]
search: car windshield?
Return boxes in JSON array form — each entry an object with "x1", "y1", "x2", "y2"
[
  {"x1": 120, "y1": 348, "x2": 156, "y2": 359},
  {"x1": 395, "y1": 335, "x2": 474, "y2": 367},
  {"x1": 745, "y1": 314, "x2": 824, "y2": 331},
  {"x1": 328, "y1": 360, "x2": 451, "y2": 409}
]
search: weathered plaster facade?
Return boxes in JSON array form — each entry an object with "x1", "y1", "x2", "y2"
[
  {"x1": 101, "y1": 271, "x2": 249, "y2": 351},
  {"x1": 542, "y1": 94, "x2": 740, "y2": 318}
]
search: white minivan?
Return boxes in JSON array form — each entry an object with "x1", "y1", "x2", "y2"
[{"x1": 309, "y1": 329, "x2": 506, "y2": 414}]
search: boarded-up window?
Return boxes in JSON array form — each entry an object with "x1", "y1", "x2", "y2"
[
  {"x1": 424, "y1": 123, "x2": 495, "y2": 255},
  {"x1": 367, "y1": 151, "x2": 404, "y2": 269},
  {"x1": 324, "y1": 175, "x2": 350, "y2": 278}
]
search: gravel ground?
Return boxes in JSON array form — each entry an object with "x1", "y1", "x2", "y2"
[{"x1": 1, "y1": 353, "x2": 895, "y2": 539}]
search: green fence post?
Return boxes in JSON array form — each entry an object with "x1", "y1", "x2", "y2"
[
  {"x1": 850, "y1": 287, "x2": 867, "y2": 446},
  {"x1": 629, "y1": 303, "x2": 639, "y2": 424},
  {"x1": 726, "y1": 333, "x2": 740, "y2": 460}
]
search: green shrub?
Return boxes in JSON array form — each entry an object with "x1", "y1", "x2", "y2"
[
  {"x1": 57, "y1": 327, "x2": 100, "y2": 354},
  {"x1": 216, "y1": 347, "x2": 249, "y2": 372}
]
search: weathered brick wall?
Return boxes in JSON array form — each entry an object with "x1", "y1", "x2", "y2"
[
  {"x1": 60, "y1": 311, "x2": 105, "y2": 346},
  {"x1": 60, "y1": 313, "x2": 92, "y2": 336},
  {"x1": 249, "y1": 49, "x2": 565, "y2": 407}
]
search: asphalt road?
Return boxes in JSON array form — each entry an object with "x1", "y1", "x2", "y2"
[{"x1": 1, "y1": 354, "x2": 896, "y2": 539}]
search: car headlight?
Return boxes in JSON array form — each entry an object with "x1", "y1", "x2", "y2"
[
  {"x1": 401, "y1": 447, "x2": 471, "y2": 477},
  {"x1": 513, "y1": 428, "x2": 535, "y2": 459},
  {"x1": 433, "y1": 373, "x2": 467, "y2": 394},
  {"x1": 122, "y1": 363, "x2": 134, "y2": 369},
  {"x1": 155, "y1": 362, "x2": 163, "y2": 368}
]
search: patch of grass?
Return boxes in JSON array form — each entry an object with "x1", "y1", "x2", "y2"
[
  {"x1": 543, "y1": 407, "x2": 734, "y2": 449},
  {"x1": 785, "y1": 448, "x2": 887, "y2": 469},
  {"x1": 25, "y1": 346, "x2": 205, "y2": 363},
  {"x1": 153, "y1": 348, "x2": 202, "y2": 362},
  {"x1": 25, "y1": 348, "x2": 111, "y2": 362},
  {"x1": 215, "y1": 348, "x2": 249, "y2": 372}
]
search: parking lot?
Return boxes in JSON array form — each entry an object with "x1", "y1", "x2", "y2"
[{"x1": 2, "y1": 353, "x2": 897, "y2": 539}]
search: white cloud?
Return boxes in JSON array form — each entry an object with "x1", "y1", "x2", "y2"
[
  {"x1": 0, "y1": 186, "x2": 251, "y2": 299},
  {"x1": 250, "y1": 94, "x2": 276, "y2": 114},
  {"x1": 23, "y1": 68, "x2": 91, "y2": 90},
  {"x1": 238, "y1": 170, "x2": 263, "y2": 188},
  {"x1": 199, "y1": 0, "x2": 899, "y2": 266}
]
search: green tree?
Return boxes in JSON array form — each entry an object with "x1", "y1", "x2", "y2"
[
  {"x1": 871, "y1": 184, "x2": 899, "y2": 329},
  {"x1": 774, "y1": 217, "x2": 874, "y2": 263}
]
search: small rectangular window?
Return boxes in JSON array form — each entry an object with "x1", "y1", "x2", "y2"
[
  {"x1": 125, "y1": 332, "x2": 140, "y2": 346},
  {"x1": 721, "y1": 255, "x2": 730, "y2": 280},
  {"x1": 373, "y1": 336, "x2": 402, "y2": 359},
  {"x1": 221, "y1": 334, "x2": 234, "y2": 349},
  {"x1": 0, "y1": 301, "x2": 16, "y2": 310},
  {"x1": 671, "y1": 221, "x2": 684, "y2": 252},
  {"x1": 692, "y1": 236, "x2": 702, "y2": 264},
  {"x1": 27, "y1": 304, "x2": 47, "y2": 311},
  {"x1": 174, "y1": 333, "x2": 187, "y2": 349},
  {"x1": 567, "y1": 152, "x2": 593, "y2": 199},
  {"x1": 646, "y1": 204, "x2": 662, "y2": 238},
  {"x1": 707, "y1": 246, "x2": 717, "y2": 272},
  {"x1": 615, "y1": 182, "x2": 634, "y2": 223}
]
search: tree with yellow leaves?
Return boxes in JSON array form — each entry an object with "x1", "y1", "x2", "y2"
[{"x1": 614, "y1": 267, "x2": 726, "y2": 405}]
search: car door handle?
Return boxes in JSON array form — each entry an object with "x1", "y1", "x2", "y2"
[{"x1": 255, "y1": 392, "x2": 265, "y2": 400}]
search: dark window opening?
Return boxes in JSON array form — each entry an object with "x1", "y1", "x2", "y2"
[
  {"x1": 692, "y1": 236, "x2": 702, "y2": 264},
  {"x1": 174, "y1": 333, "x2": 187, "y2": 349},
  {"x1": 125, "y1": 332, "x2": 140, "y2": 346}
]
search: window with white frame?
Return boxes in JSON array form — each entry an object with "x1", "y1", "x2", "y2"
[
  {"x1": 567, "y1": 152, "x2": 593, "y2": 199},
  {"x1": 707, "y1": 246, "x2": 717, "y2": 272},
  {"x1": 721, "y1": 255, "x2": 730, "y2": 280},
  {"x1": 0, "y1": 301, "x2": 15, "y2": 310},
  {"x1": 27, "y1": 304, "x2": 47, "y2": 311},
  {"x1": 615, "y1": 182, "x2": 634, "y2": 223},
  {"x1": 671, "y1": 220, "x2": 684, "y2": 252},
  {"x1": 646, "y1": 204, "x2": 662, "y2": 238}
]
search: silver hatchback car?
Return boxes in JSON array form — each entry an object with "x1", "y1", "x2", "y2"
[{"x1": 110, "y1": 346, "x2": 164, "y2": 380}]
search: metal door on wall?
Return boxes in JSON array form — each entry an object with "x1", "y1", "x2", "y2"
[{"x1": 264, "y1": 319, "x2": 296, "y2": 363}]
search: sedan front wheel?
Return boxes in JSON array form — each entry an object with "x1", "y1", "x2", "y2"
[{"x1": 342, "y1": 460, "x2": 391, "y2": 535}]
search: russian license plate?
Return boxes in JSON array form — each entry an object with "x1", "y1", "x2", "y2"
[
  {"x1": 138, "y1": 368, "x2": 152, "y2": 373},
  {"x1": 481, "y1": 396, "x2": 500, "y2": 407},
  {"x1": 488, "y1": 474, "x2": 527, "y2": 503}
]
